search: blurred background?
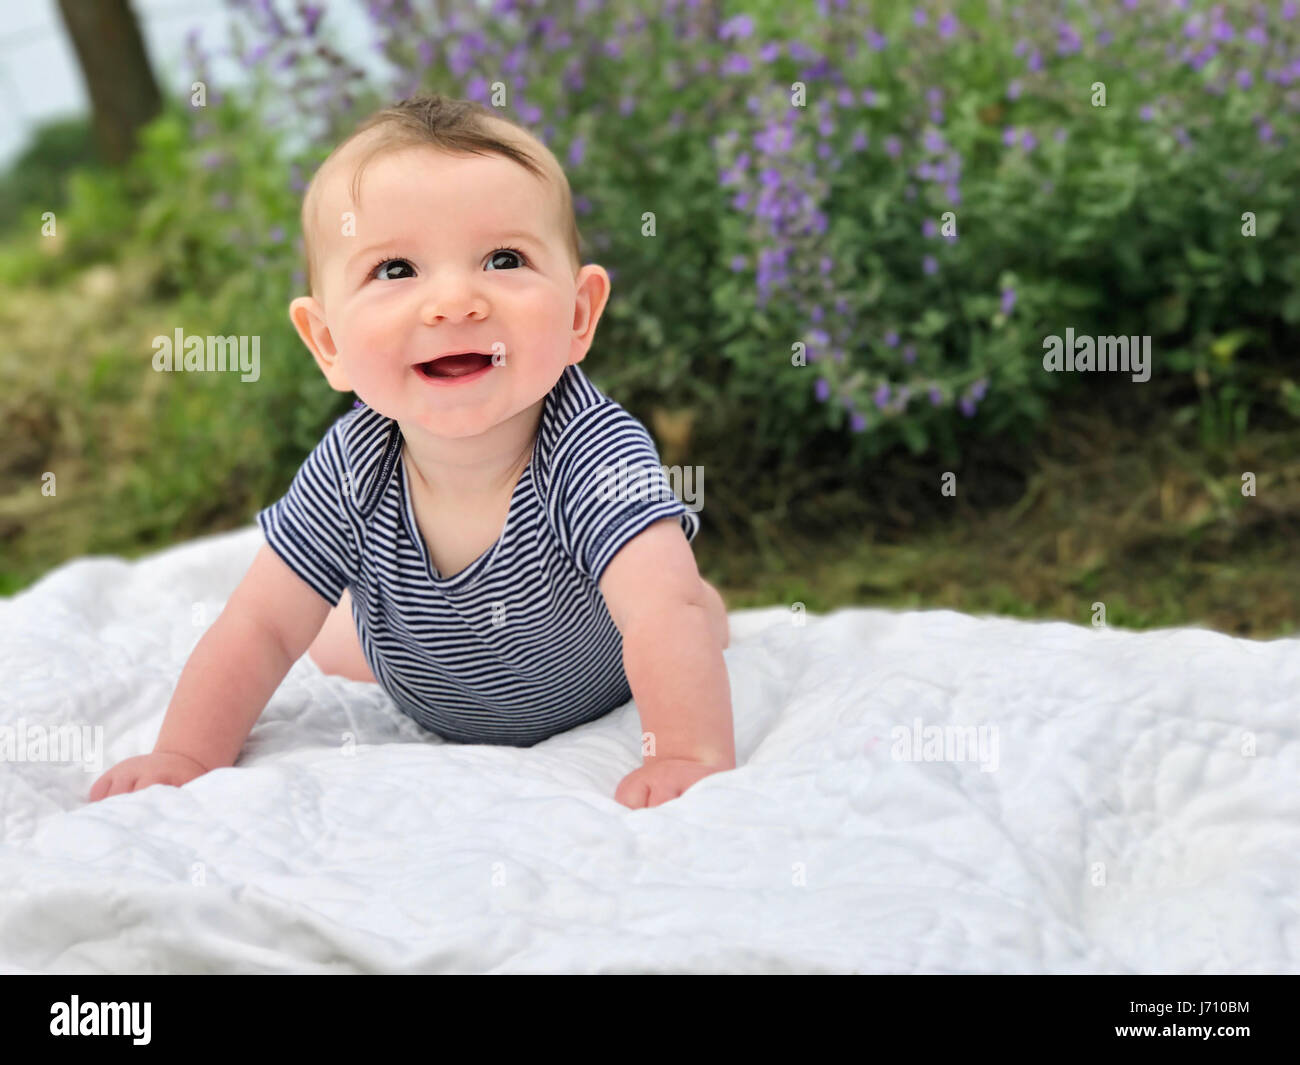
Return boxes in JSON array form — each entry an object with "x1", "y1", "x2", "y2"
[{"x1": 1, "y1": 0, "x2": 1298, "y2": 635}]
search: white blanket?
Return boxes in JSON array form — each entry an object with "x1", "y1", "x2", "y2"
[{"x1": 1, "y1": 526, "x2": 1296, "y2": 973}]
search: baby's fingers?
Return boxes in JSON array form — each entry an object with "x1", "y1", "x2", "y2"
[
  {"x1": 97, "y1": 773, "x2": 139, "y2": 801},
  {"x1": 88, "y1": 772, "x2": 119, "y2": 803}
]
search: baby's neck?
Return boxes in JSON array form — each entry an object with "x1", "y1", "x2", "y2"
[{"x1": 398, "y1": 401, "x2": 541, "y2": 503}]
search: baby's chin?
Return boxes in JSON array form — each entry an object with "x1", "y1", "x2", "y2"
[{"x1": 394, "y1": 402, "x2": 518, "y2": 440}]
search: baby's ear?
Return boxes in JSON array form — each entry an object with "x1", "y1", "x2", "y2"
[{"x1": 289, "y1": 296, "x2": 349, "y2": 391}]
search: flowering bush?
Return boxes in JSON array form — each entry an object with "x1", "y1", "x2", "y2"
[
  {"x1": 180, "y1": 0, "x2": 1298, "y2": 463},
  {"x1": 16, "y1": 0, "x2": 1300, "y2": 476}
]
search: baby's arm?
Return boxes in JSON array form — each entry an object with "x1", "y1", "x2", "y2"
[
  {"x1": 87, "y1": 543, "x2": 330, "y2": 801},
  {"x1": 599, "y1": 517, "x2": 735, "y2": 808}
]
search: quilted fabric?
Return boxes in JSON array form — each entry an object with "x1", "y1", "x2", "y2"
[{"x1": 1, "y1": 526, "x2": 1296, "y2": 973}]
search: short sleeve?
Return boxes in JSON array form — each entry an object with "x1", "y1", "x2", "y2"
[
  {"x1": 256, "y1": 420, "x2": 358, "y2": 607},
  {"x1": 548, "y1": 402, "x2": 701, "y2": 585}
]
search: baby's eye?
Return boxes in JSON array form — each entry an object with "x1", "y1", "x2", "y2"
[
  {"x1": 485, "y1": 247, "x2": 526, "y2": 271},
  {"x1": 372, "y1": 258, "x2": 415, "y2": 281}
]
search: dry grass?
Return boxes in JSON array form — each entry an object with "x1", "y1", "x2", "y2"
[{"x1": 695, "y1": 407, "x2": 1300, "y2": 638}]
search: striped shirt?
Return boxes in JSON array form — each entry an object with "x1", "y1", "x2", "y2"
[{"x1": 257, "y1": 364, "x2": 699, "y2": 745}]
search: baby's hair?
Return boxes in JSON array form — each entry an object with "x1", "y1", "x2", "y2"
[{"x1": 300, "y1": 93, "x2": 584, "y2": 296}]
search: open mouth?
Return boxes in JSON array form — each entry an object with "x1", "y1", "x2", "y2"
[{"x1": 417, "y1": 353, "x2": 493, "y2": 379}]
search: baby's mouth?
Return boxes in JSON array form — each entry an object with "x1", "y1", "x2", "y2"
[{"x1": 418, "y1": 353, "x2": 493, "y2": 378}]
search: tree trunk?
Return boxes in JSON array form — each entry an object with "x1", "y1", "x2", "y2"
[{"x1": 56, "y1": 0, "x2": 163, "y2": 166}]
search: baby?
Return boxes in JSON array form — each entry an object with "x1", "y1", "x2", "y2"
[{"x1": 89, "y1": 94, "x2": 734, "y2": 809}]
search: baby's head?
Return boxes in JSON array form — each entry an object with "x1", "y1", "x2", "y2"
[{"x1": 288, "y1": 94, "x2": 610, "y2": 440}]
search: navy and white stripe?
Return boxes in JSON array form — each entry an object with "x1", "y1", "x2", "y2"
[{"x1": 257, "y1": 364, "x2": 699, "y2": 746}]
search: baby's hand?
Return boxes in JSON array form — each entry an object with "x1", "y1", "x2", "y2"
[
  {"x1": 614, "y1": 758, "x2": 727, "y2": 809},
  {"x1": 87, "y1": 752, "x2": 209, "y2": 803}
]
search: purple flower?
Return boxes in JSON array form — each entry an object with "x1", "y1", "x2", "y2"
[
  {"x1": 922, "y1": 218, "x2": 938, "y2": 238},
  {"x1": 1056, "y1": 21, "x2": 1082, "y2": 55},
  {"x1": 850, "y1": 413, "x2": 867, "y2": 433},
  {"x1": 851, "y1": 130, "x2": 868, "y2": 151},
  {"x1": 268, "y1": 225, "x2": 284, "y2": 243},
  {"x1": 913, "y1": 8, "x2": 928, "y2": 27},
  {"x1": 928, "y1": 387, "x2": 943, "y2": 406},
  {"x1": 867, "y1": 29, "x2": 886, "y2": 51},
  {"x1": 903, "y1": 345, "x2": 917, "y2": 364},
  {"x1": 815, "y1": 377, "x2": 831, "y2": 402},
  {"x1": 722, "y1": 53, "x2": 752, "y2": 75},
  {"x1": 720, "y1": 14, "x2": 755, "y2": 40},
  {"x1": 759, "y1": 41, "x2": 781, "y2": 62},
  {"x1": 729, "y1": 255, "x2": 746, "y2": 272},
  {"x1": 1002, "y1": 126, "x2": 1019, "y2": 147},
  {"x1": 1021, "y1": 130, "x2": 1038, "y2": 152},
  {"x1": 1008, "y1": 79, "x2": 1023, "y2": 100},
  {"x1": 938, "y1": 13, "x2": 957, "y2": 39},
  {"x1": 1028, "y1": 49, "x2": 1042, "y2": 72},
  {"x1": 970, "y1": 379, "x2": 988, "y2": 401},
  {"x1": 861, "y1": 88, "x2": 877, "y2": 106},
  {"x1": 1287, "y1": 1, "x2": 1298, "y2": 21},
  {"x1": 959, "y1": 397, "x2": 977, "y2": 417},
  {"x1": 568, "y1": 136, "x2": 585, "y2": 166},
  {"x1": 874, "y1": 383, "x2": 891, "y2": 408},
  {"x1": 885, "y1": 330, "x2": 899, "y2": 347},
  {"x1": 884, "y1": 135, "x2": 902, "y2": 158},
  {"x1": 1139, "y1": 105, "x2": 1155, "y2": 121},
  {"x1": 1001, "y1": 287, "x2": 1017, "y2": 315},
  {"x1": 923, "y1": 255, "x2": 938, "y2": 275},
  {"x1": 302, "y1": 3, "x2": 323, "y2": 36},
  {"x1": 1236, "y1": 69, "x2": 1253, "y2": 89}
]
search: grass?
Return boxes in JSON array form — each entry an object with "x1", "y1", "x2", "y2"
[{"x1": 694, "y1": 400, "x2": 1300, "y2": 638}]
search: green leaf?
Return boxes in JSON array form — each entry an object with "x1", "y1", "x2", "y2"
[
  {"x1": 1241, "y1": 251, "x2": 1263, "y2": 287},
  {"x1": 1185, "y1": 244, "x2": 1221, "y2": 272},
  {"x1": 899, "y1": 418, "x2": 928, "y2": 454}
]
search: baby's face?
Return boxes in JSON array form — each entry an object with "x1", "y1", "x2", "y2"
[{"x1": 294, "y1": 140, "x2": 607, "y2": 440}]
